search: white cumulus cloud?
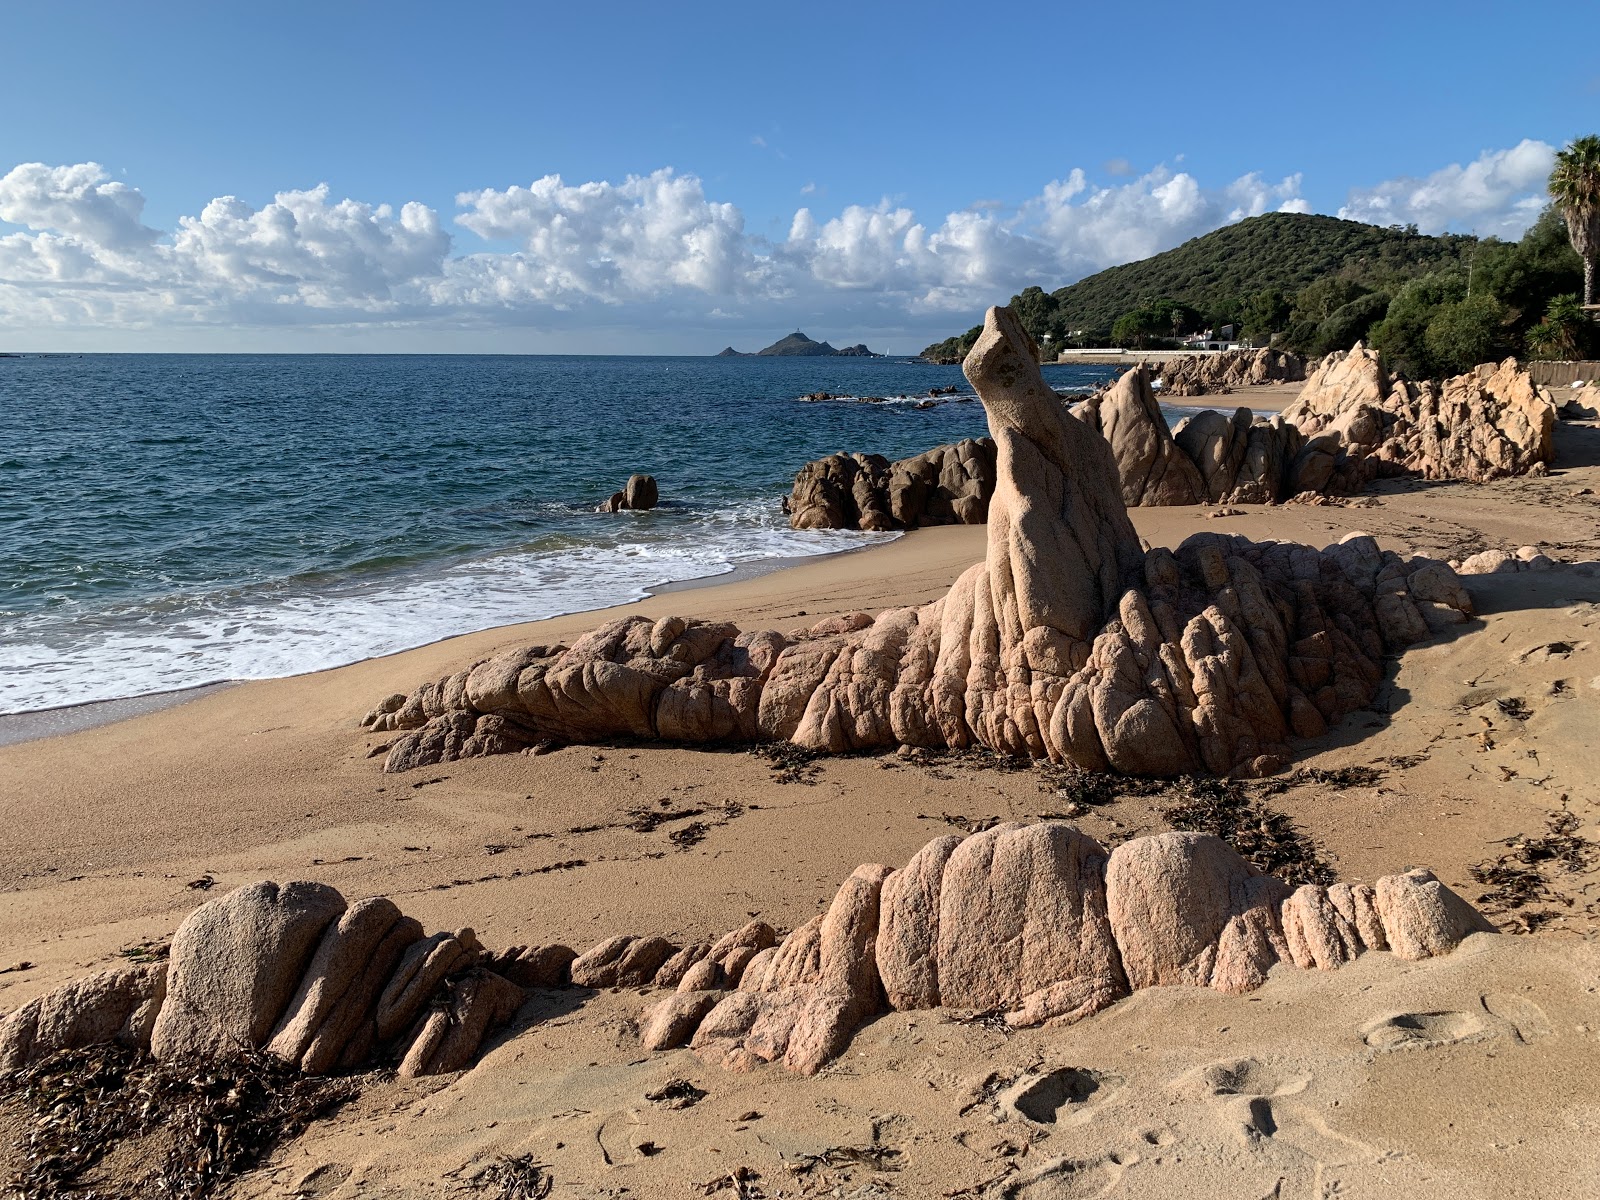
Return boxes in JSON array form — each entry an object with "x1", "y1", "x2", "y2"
[
  {"x1": 0, "y1": 140, "x2": 1560, "y2": 345},
  {"x1": 1337, "y1": 139, "x2": 1555, "y2": 237}
]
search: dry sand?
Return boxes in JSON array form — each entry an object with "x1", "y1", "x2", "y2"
[
  {"x1": 4, "y1": 420, "x2": 1600, "y2": 1198},
  {"x1": 1164, "y1": 381, "x2": 1302, "y2": 413}
]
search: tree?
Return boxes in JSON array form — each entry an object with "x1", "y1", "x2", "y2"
[
  {"x1": 1312, "y1": 291, "x2": 1391, "y2": 356},
  {"x1": 1527, "y1": 294, "x2": 1596, "y2": 360},
  {"x1": 1240, "y1": 288, "x2": 1290, "y2": 340},
  {"x1": 1367, "y1": 273, "x2": 1466, "y2": 378},
  {"x1": 1423, "y1": 294, "x2": 1511, "y2": 375},
  {"x1": 1548, "y1": 134, "x2": 1600, "y2": 305},
  {"x1": 1111, "y1": 309, "x2": 1163, "y2": 349}
]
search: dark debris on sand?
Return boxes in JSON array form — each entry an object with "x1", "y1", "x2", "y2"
[
  {"x1": 1470, "y1": 806, "x2": 1596, "y2": 931},
  {"x1": 0, "y1": 1043, "x2": 370, "y2": 1200},
  {"x1": 904, "y1": 751, "x2": 1335, "y2": 887},
  {"x1": 748, "y1": 742, "x2": 824, "y2": 785},
  {"x1": 1159, "y1": 777, "x2": 1336, "y2": 887},
  {"x1": 452, "y1": 1153, "x2": 554, "y2": 1199}
]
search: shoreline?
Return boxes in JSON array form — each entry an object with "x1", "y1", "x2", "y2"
[{"x1": 0, "y1": 535, "x2": 895, "y2": 750}]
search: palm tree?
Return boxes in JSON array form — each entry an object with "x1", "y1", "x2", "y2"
[{"x1": 1548, "y1": 135, "x2": 1600, "y2": 306}]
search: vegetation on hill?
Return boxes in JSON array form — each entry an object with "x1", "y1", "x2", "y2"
[{"x1": 922, "y1": 201, "x2": 1593, "y2": 378}]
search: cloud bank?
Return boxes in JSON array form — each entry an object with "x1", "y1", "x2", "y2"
[{"x1": 0, "y1": 140, "x2": 1555, "y2": 346}]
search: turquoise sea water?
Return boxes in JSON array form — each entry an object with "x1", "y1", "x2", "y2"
[{"x1": 0, "y1": 353, "x2": 1118, "y2": 713}]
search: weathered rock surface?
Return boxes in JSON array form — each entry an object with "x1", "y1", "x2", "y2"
[
  {"x1": 638, "y1": 822, "x2": 1494, "y2": 1074},
  {"x1": 151, "y1": 880, "x2": 347, "y2": 1060},
  {"x1": 370, "y1": 307, "x2": 1475, "y2": 780},
  {"x1": 1282, "y1": 347, "x2": 1557, "y2": 485},
  {"x1": 8, "y1": 821, "x2": 1493, "y2": 1089},
  {"x1": 265, "y1": 897, "x2": 421, "y2": 1074},
  {"x1": 12, "y1": 882, "x2": 532, "y2": 1083},
  {"x1": 0, "y1": 963, "x2": 167, "y2": 1071},
  {"x1": 786, "y1": 438, "x2": 996, "y2": 531},
  {"x1": 1158, "y1": 348, "x2": 1306, "y2": 397},
  {"x1": 933, "y1": 823, "x2": 1125, "y2": 1025},
  {"x1": 784, "y1": 345, "x2": 1554, "y2": 530},
  {"x1": 1072, "y1": 367, "x2": 1206, "y2": 505},
  {"x1": 397, "y1": 967, "x2": 525, "y2": 1078},
  {"x1": 1105, "y1": 832, "x2": 1289, "y2": 994},
  {"x1": 599, "y1": 473, "x2": 660, "y2": 513}
]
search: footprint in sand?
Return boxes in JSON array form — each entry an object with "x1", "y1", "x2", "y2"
[
  {"x1": 1480, "y1": 992, "x2": 1554, "y2": 1043},
  {"x1": 291, "y1": 1163, "x2": 352, "y2": 1195},
  {"x1": 1174, "y1": 1058, "x2": 1312, "y2": 1147},
  {"x1": 1360, "y1": 1008, "x2": 1493, "y2": 1052},
  {"x1": 998, "y1": 1067, "x2": 1125, "y2": 1128}
]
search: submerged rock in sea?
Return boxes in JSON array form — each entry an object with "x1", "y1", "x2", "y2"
[
  {"x1": 367, "y1": 306, "x2": 1475, "y2": 779},
  {"x1": 599, "y1": 473, "x2": 660, "y2": 513}
]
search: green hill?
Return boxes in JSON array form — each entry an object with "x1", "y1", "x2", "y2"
[{"x1": 921, "y1": 212, "x2": 1478, "y2": 361}]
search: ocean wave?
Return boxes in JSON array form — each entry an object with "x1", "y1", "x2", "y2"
[{"x1": 0, "y1": 515, "x2": 895, "y2": 715}]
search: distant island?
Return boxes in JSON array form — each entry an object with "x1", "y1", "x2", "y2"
[{"x1": 717, "y1": 331, "x2": 880, "y2": 357}]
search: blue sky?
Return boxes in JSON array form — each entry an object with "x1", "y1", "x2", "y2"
[{"x1": 1, "y1": 0, "x2": 1593, "y2": 353}]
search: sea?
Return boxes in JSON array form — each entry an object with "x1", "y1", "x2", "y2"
[{"x1": 0, "y1": 353, "x2": 1123, "y2": 715}]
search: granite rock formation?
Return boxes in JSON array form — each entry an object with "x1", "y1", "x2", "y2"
[
  {"x1": 1071, "y1": 368, "x2": 1206, "y2": 505},
  {"x1": 369, "y1": 308, "x2": 1474, "y2": 779},
  {"x1": 640, "y1": 822, "x2": 1495, "y2": 1075},
  {"x1": 0, "y1": 881, "x2": 543, "y2": 1079},
  {"x1": 787, "y1": 347, "x2": 1556, "y2": 529},
  {"x1": 2, "y1": 823, "x2": 1493, "y2": 1082},
  {"x1": 785, "y1": 438, "x2": 996, "y2": 531},
  {"x1": 599, "y1": 473, "x2": 659, "y2": 513},
  {"x1": 1281, "y1": 346, "x2": 1556, "y2": 486},
  {"x1": 1157, "y1": 348, "x2": 1305, "y2": 397}
]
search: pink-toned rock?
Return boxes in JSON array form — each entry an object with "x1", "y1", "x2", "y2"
[
  {"x1": 678, "y1": 957, "x2": 724, "y2": 992},
  {"x1": 1280, "y1": 884, "x2": 1363, "y2": 970},
  {"x1": 935, "y1": 824, "x2": 1125, "y2": 1025},
  {"x1": 374, "y1": 928, "x2": 482, "y2": 1044},
  {"x1": 876, "y1": 835, "x2": 963, "y2": 1010},
  {"x1": 0, "y1": 964, "x2": 167, "y2": 1071},
  {"x1": 655, "y1": 943, "x2": 710, "y2": 989},
  {"x1": 151, "y1": 880, "x2": 346, "y2": 1060},
  {"x1": 1104, "y1": 832, "x2": 1288, "y2": 994},
  {"x1": 396, "y1": 968, "x2": 524, "y2": 1078},
  {"x1": 1374, "y1": 869, "x2": 1495, "y2": 960},
  {"x1": 367, "y1": 308, "x2": 1473, "y2": 784},
  {"x1": 1072, "y1": 366, "x2": 1206, "y2": 506},
  {"x1": 569, "y1": 935, "x2": 635, "y2": 989},
  {"x1": 783, "y1": 862, "x2": 892, "y2": 1074},
  {"x1": 265, "y1": 897, "x2": 413, "y2": 1070},
  {"x1": 641, "y1": 989, "x2": 724, "y2": 1051}
]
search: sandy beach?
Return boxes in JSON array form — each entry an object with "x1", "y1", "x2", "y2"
[{"x1": 4, "y1": 408, "x2": 1600, "y2": 1196}]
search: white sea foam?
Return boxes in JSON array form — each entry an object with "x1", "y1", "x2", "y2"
[{"x1": 0, "y1": 514, "x2": 896, "y2": 715}]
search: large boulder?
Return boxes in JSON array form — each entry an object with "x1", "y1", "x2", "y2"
[
  {"x1": 787, "y1": 440, "x2": 995, "y2": 531},
  {"x1": 1072, "y1": 366, "x2": 1207, "y2": 505},
  {"x1": 598, "y1": 473, "x2": 660, "y2": 513},
  {"x1": 1283, "y1": 347, "x2": 1556, "y2": 486},
  {"x1": 639, "y1": 822, "x2": 1495, "y2": 1075},
  {"x1": 150, "y1": 881, "x2": 346, "y2": 1060},
  {"x1": 265, "y1": 897, "x2": 422, "y2": 1074}
]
